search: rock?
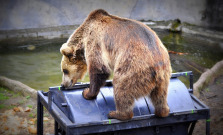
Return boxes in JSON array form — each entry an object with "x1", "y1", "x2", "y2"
[
  {"x1": 0, "y1": 76, "x2": 37, "y2": 99},
  {"x1": 194, "y1": 60, "x2": 223, "y2": 98},
  {"x1": 27, "y1": 45, "x2": 36, "y2": 51},
  {"x1": 167, "y1": 19, "x2": 182, "y2": 32}
]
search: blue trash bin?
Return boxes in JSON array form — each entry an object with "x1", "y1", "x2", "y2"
[{"x1": 37, "y1": 71, "x2": 210, "y2": 135}]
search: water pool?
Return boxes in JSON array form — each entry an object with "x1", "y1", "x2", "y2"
[{"x1": 0, "y1": 29, "x2": 222, "y2": 90}]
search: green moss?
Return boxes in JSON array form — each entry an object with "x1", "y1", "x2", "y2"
[
  {"x1": 44, "y1": 113, "x2": 49, "y2": 117},
  {"x1": 162, "y1": 33, "x2": 174, "y2": 43},
  {"x1": 0, "y1": 87, "x2": 11, "y2": 100},
  {"x1": 183, "y1": 22, "x2": 196, "y2": 27},
  {"x1": 0, "y1": 93, "x2": 9, "y2": 100},
  {"x1": 0, "y1": 87, "x2": 25, "y2": 110},
  {"x1": 205, "y1": 88, "x2": 210, "y2": 92},
  {"x1": 8, "y1": 105, "x2": 16, "y2": 109},
  {"x1": 27, "y1": 105, "x2": 33, "y2": 108},
  {"x1": 171, "y1": 22, "x2": 180, "y2": 30},
  {"x1": 162, "y1": 33, "x2": 184, "y2": 47},
  {"x1": 19, "y1": 100, "x2": 25, "y2": 105},
  {"x1": 0, "y1": 104, "x2": 6, "y2": 109},
  {"x1": 0, "y1": 87, "x2": 22, "y2": 98},
  {"x1": 29, "y1": 113, "x2": 34, "y2": 118},
  {"x1": 12, "y1": 93, "x2": 20, "y2": 98},
  {"x1": 0, "y1": 104, "x2": 16, "y2": 109},
  {"x1": 26, "y1": 95, "x2": 31, "y2": 99},
  {"x1": 216, "y1": 80, "x2": 221, "y2": 85}
]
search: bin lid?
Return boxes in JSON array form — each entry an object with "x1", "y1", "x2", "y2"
[{"x1": 50, "y1": 77, "x2": 195, "y2": 124}]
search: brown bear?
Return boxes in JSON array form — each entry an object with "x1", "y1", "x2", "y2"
[{"x1": 60, "y1": 9, "x2": 172, "y2": 121}]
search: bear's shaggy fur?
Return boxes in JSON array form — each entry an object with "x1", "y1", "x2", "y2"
[{"x1": 60, "y1": 9, "x2": 172, "y2": 120}]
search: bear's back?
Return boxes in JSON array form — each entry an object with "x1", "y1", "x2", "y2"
[
  {"x1": 85, "y1": 9, "x2": 170, "y2": 73},
  {"x1": 102, "y1": 18, "x2": 168, "y2": 65}
]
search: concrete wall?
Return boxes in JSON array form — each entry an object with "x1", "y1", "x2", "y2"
[{"x1": 0, "y1": 0, "x2": 209, "y2": 30}]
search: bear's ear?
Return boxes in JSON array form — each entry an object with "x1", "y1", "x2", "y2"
[{"x1": 60, "y1": 43, "x2": 73, "y2": 57}]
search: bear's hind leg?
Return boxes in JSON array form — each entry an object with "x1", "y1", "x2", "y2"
[
  {"x1": 108, "y1": 88, "x2": 134, "y2": 121},
  {"x1": 150, "y1": 80, "x2": 169, "y2": 117}
]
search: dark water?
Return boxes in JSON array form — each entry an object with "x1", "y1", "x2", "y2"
[
  {"x1": 0, "y1": 29, "x2": 222, "y2": 90},
  {"x1": 156, "y1": 29, "x2": 223, "y2": 85}
]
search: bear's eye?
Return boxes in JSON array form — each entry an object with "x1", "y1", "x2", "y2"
[{"x1": 63, "y1": 69, "x2": 69, "y2": 74}]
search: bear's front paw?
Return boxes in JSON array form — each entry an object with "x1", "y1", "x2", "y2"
[
  {"x1": 108, "y1": 111, "x2": 133, "y2": 121},
  {"x1": 82, "y1": 88, "x2": 97, "y2": 100}
]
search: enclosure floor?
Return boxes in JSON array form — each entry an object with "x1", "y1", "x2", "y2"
[{"x1": 193, "y1": 75, "x2": 223, "y2": 135}]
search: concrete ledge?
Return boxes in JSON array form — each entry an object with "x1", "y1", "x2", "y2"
[
  {"x1": 0, "y1": 25, "x2": 78, "y2": 40},
  {"x1": 1, "y1": 22, "x2": 223, "y2": 44}
]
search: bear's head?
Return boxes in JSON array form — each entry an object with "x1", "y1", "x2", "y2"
[{"x1": 60, "y1": 43, "x2": 87, "y2": 88}]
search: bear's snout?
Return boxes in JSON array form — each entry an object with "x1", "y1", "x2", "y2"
[
  {"x1": 61, "y1": 79, "x2": 74, "y2": 88},
  {"x1": 61, "y1": 83, "x2": 65, "y2": 88}
]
